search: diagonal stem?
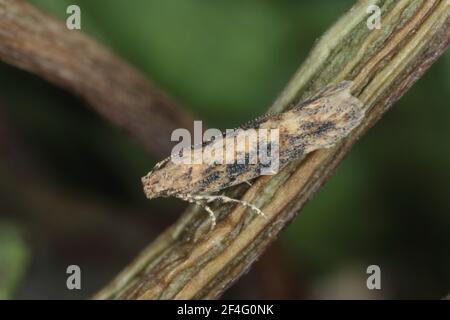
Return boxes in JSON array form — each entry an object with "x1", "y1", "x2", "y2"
[{"x1": 95, "y1": 0, "x2": 449, "y2": 299}]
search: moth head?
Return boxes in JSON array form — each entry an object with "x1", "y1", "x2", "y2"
[{"x1": 141, "y1": 172, "x2": 168, "y2": 199}]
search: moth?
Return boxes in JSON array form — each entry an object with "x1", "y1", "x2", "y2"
[{"x1": 142, "y1": 81, "x2": 364, "y2": 228}]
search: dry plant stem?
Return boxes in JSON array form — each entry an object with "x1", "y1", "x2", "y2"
[
  {"x1": 95, "y1": 0, "x2": 449, "y2": 299},
  {"x1": 0, "y1": 0, "x2": 194, "y2": 157}
]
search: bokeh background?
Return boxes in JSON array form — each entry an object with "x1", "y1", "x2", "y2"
[{"x1": 0, "y1": 0, "x2": 448, "y2": 299}]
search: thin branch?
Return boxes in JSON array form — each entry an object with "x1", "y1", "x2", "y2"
[
  {"x1": 96, "y1": 0, "x2": 449, "y2": 299},
  {"x1": 0, "y1": 0, "x2": 195, "y2": 157}
]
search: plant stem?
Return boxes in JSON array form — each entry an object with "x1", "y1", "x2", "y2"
[{"x1": 94, "y1": 0, "x2": 449, "y2": 299}]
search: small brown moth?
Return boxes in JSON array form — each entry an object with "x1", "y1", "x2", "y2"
[{"x1": 142, "y1": 81, "x2": 364, "y2": 228}]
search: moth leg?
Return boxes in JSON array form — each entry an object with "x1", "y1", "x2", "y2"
[
  {"x1": 192, "y1": 195, "x2": 266, "y2": 218},
  {"x1": 175, "y1": 194, "x2": 217, "y2": 230},
  {"x1": 244, "y1": 181, "x2": 252, "y2": 187},
  {"x1": 200, "y1": 203, "x2": 217, "y2": 231}
]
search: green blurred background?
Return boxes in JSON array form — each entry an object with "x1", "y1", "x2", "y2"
[{"x1": 0, "y1": 0, "x2": 448, "y2": 299}]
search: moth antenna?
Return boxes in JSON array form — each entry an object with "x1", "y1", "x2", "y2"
[{"x1": 152, "y1": 157, "x2": 170, "y2": 171}]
